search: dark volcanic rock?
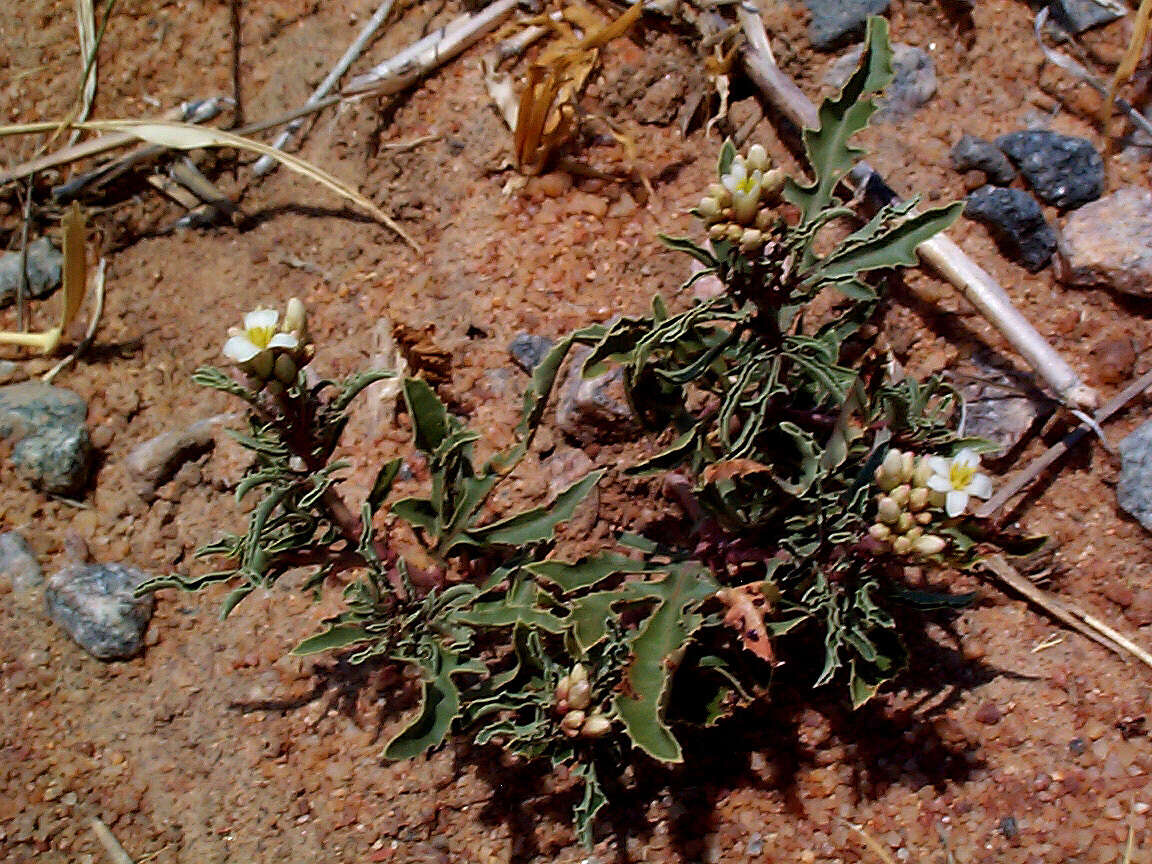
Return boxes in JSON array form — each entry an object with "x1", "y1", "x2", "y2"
[
  {"x1": 964, "y1": 186, "x2": 1057, "y2": 272},
  {"x1": 950, "y1": 134, "x2": 1016, "y2": 186},
  {"x1": 995, "y1": 130, "x2": 1104, "y2": 210}
]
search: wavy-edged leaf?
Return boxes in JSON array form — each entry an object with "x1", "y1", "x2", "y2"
[
  {"x1": 367, "y1": 458, "x2": 402, "y2": 514},
  {"x1": 464, "y1": 469, "x2": 605, "y2": 547},
  {"x1": 383, "y1": 645, "x2": 485, "y2": 760},
  {"x1": 613, "y1": 564, "x2": 717, "y2": 763},
  {"x1": 804, "y1": 201, "x2": 963, "y2": 285},
  {"x1": 403, "y1": 377, "x2": 449, "y2": 453},
  {"x1": 525, "y1": 553, "x2": 657, "y2": 592},
  {"x1": 390, "y1": 496, "x2": 439, "y2": 533},
  {"x1": 784, "y1": 16, "x2": 893, "y2": 225},
  {"x1": 292, "y1": 623, "x2": 373, "y2": 656}
]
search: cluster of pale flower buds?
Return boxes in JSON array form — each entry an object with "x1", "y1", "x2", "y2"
[
  {"x1": 868, "y1": 448, "x2": 950, "y2": 558},
  {"x1": 554, "y1": 663, "x2": 612, "y2": 739},
  {"x1": 696, "y1": 144, "x2": 787, "y2": 253},
  {"x1": 223, "y1": 298, "x2": 313, "y2": 386}
]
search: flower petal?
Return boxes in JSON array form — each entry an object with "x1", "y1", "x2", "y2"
[
  {"x1": 244, "y1": 308, "x2": 279, "y2": 331},
  {"x1": 967, "y1": 472, "x2": 994, "y2": 499},
  {"x1": 952, "y1": 448, "x2": 979, "y2": 469},
  {"x1": 926, "y1": 475, "x2": 953, "y2": 493},
  {"x1": 268, "y1": 332, "x2": 299, "y2": 350},
  {"x1": 223, "y1": 334, "x2": 261, "y2": 362},
  {"x1": 945, "y1": 489, "x2": 968, "y2": 518},
  {"x1": 927, "y1": 456, "x2": 950, "y2": 476}
]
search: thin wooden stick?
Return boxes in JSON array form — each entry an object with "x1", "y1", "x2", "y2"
[
  {"x1": 976, "y1": 366, "x2": 1152, "y2": 518},
  {"x1": 735, "y1": 3, "x2": 1098, "y2": 411},
  {"x1": 251, "y1": 0, "x2": 398, "y2": 176},
  {"x1": 90, "y1": 817, "x2": 135, "y2": 864},
  {"x1": 343, "y1": 0, "x2": 517, "y2": 95},
  {"x1": 981, "y1": 553, "x2": 1152, "y2": 671}
]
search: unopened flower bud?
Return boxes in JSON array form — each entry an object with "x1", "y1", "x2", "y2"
[
  {"x1": 274, "y1": 352, "x2": 298, "y2": 385},
  {"x1": 905, "y1": 526, "x2": 923, "y2": 542},
  {"x1": 746, "y1": 144, "x2": 769, "y2": 171},
  {"x1": 709, "y1": 223, "x2": 727, "y2": 241},
  {"x1": 739, "y1": 228, "x2": 763, "y2": 252},
  {"x1": 912, "y1": 458, "x2": 934, "y2": 488},
  {"x1": 707, "y1": 183, "x2": 729, "y2": 204},
  {"x1": 908, "y1": 487, "x2": 930, "y2": 512},
  {"x1": 755, "y1": 209, "x2": 773, "y2": 230},
  {"x1": 561, "y1": 710, "x2": 586, "y2": 737},
  {"x1": 899, "y1": 451, "x2": 916, "y2": 483},
  {"x1": 890, "y1": 484, "x2": 911, "y2": 508},
  {"x1": 569, "y1": 664, "x2": 588, "y2": 686},
  {"x1": 876, "y1": 496, "x2": 901, "y2": 524},
  {"x1": 761, "y1": 168, "x2": 786, "y2": 199},
  {"x1": 892, "y1": 535, "x2": 912, "y2": 555},
  {"x1": 916, "y1": 511, "x2": 933, "y2": 525},
  {"x1": 567, "y1": 680, "x2": 591, "y2": 711},
  {"x1": 249, "y1": 350, "x2": 275, "y2": 381},
  {"x1": 725, "y1": 223, "x2": 744, "y2": 244},
  {"x1": 868, "y1": 523, "x2": 891, "y2": 542},
  {"x1": 896, "y1": 512, "x2": 914, "y2": 534},
  {"x1": 913, "y1": 535, "x2": 948, "y2": 556},
  {"x1": 282, "y1": 297, "x2": 307, "y2": 339},
  {"x1": 554, "y1": 674, "x2": 571, "y2": 705},
  {"x1": 698, "y1": 196, "x2": 722, "y2": 221},
  {"x1": 581, "y1": 714, "x2": 613, "y2": 738}
]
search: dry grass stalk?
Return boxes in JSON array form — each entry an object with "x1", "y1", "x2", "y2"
[
  {"x1": 342, "y1": 0, "x2": 518, "y2": 96},
  {"x1": 734, "y1": 4, "x2": 1097, "y2": 411},
  {"x1": 251, "y1": 0, "x2": 398, "y2": 177},
  {"x1": 981, "y1": 553, "x2": 1152, "y2": 670},
  {"x1": 0, "y1": 119, "x2": 416, "y2": 249},
  {"x1": 1102, "y1": 0, "x2": 1152, "y2": 146}
]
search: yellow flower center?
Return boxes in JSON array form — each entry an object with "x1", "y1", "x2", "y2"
[
  {"x1": 949, "y1": 461, "x2": 975, "y2": 490},
  {"x1": 247, "y1": 324, "x2": 276, "y2": 350}
]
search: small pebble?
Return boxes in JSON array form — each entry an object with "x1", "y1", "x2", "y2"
[
  {"x1": 974, "y1": 702, "x2": 1002, "y2": 725},
  {"x1": 1058, "y1": 188, "x2": 1152, "y2": 298}
]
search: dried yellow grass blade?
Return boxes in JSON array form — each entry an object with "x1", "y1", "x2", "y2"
[
  {"x1": 74, "y1": 0, "x2": 97, "y2": 126},
  {"x1": 61, "y1": 201, "x2": 88, "y2": 332},
  {"x1": 0, "y1": 119, "x2": 418, "y2": 250},
  {"x1": 1103, "y1": 0, "x2": 1152, "y2": 140}
]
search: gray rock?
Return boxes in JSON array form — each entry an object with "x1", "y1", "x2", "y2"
[
  {"x1": 825, "y1": 43, "x2": 936, "y2": 120},
  {"x1": 556, "y1": 346, "x2": 641, "y2": 446},
  {"x1": 46, "y1": 562, "x2": 155, "y2": 660},
  {"x1": 508, "y1": 332, "x2": 555, "y2": 373},
  {"x1": 0, "y1": 382, "x2": 92, "y2": 495},
  {"x1": 125, "y1": 413, "x2": 237, "y2": 500},
  {"x1": 0, "y1": 237, "x2": 63, "y2": 308},
  {"x1": 960, "y1": 357, "x2": 1047, "y2": 455},
  {"x1": 964, "y1": 186, "x2": 1057, "y2": 272},
  {"x1": 1050, "y1": 0, "x2": 1124, "y2": 34},
  {"x1": 950, "y1": 134, "x2": 1016, "y2": 185},
  {"x1": 995, "y1": 130, "x2": 1105, "y2": 210},
  {"x1": 1118, "y1": 420, "x2": 1152, "y2": 533},
  {"x1": 1057, "y1": 187, "x2": 1152, "y2": 298},
  {"x1": 0, "y1": 532, "x2": 44, "y2": 605},
  {"x1": 804, "y1": 0, "x2": 889, "y2": 50},
  {"x1": 12, "y1": 424, "x2": 92, "y2": 495}
]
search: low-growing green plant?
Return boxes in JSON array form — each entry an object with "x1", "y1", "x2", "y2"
[{"x1": 143, "y1": 17, "x2": 1024, "y2": 845}]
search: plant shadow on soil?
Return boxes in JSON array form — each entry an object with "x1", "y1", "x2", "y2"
[{"x1": 226, "y1": 603, "x2": 1033, "y2": 863}]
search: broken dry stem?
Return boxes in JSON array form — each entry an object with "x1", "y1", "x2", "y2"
[
  {"x1": 343, "y1": 0, "x2": 518, "y2": 95},
  {"x1": 977, "y1": 366, "x2": 1152, "y2": 519},
  {"x1": 981, "y1": 553, "x2": 1152, "y2": 671},
  {"x1": 251, "y1": 0, "x2": 398, "y2": 176},
  {"x1": 735, "y1": 4, "x2": 1097, "y2": 411}
]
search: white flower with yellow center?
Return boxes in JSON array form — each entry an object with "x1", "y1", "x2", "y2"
[
  {"x1": 926, "y1": 448, "x2": 993, "y2": 517},
  {"x1": 720, "y1": 156, "x2": 764, "y2": 225},
  {"x1": 223, "y1": 308, "x2": 298, "y2": 364}
]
